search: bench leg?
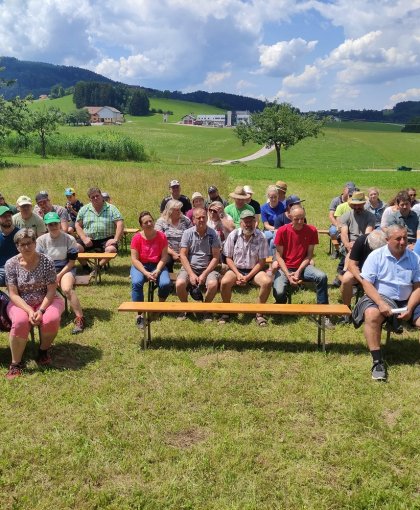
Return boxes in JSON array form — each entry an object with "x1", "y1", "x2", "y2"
[
  {"x1": 30, "y1": 325, "x2": 42, "y2": 357},
  {"x1": 141, "y1": 312, "x2": 151, "y2": 349}
]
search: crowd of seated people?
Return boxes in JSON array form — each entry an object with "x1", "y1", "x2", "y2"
[{"x1": 1, "y1": 180, "x2": 419, "y2": 382}]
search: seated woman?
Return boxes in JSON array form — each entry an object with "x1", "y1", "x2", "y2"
[
  {"x1": 186, "y1": 192, "x2": 206, "y2": 222},
  {"x1": 206, "y1": 201, "x2": 235, "y2": 257},
  {"x1": 5, "y1": 228, "x2": 65, "y2": 379},
  {"x1": 155, "y1": 199, "x2": 192, "y2": 272},
  {"x1": 260, "y1": 185, "x2": 285, "y2": 255},
  {"x1": 131, "y1": 211, "x2": 171, "y2": 329},
  {"x1": 36, "y1": 212, "x2": 85, "y2": 335}
]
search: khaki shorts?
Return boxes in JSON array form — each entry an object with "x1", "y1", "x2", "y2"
[{"x1": 177, "y1": 267, "x2": 220, "y2": 286}]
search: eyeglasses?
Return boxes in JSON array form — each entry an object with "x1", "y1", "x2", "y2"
[
  {"x1": 19, "y1": 241, "x2": 34, "y2": 248},
  {"x1": 409, "y1": 193, "x2": 416, "y2": 197},
  {"x1": 209, "y1": 209, "x2": 218, "y2": 213}
]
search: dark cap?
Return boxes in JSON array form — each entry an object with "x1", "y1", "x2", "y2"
[
  {"x1": 189, "y1": 285, "x2": 204, "y2": 302},
  {"x1": 208, "y1": 185, "x2": 218, "y2": 193},
  {"x1": 35, "y1": 191, "x2": 49, "y2": 203},
  {"x1": 286, "y1": 195, "x2": 305, "y2": 208}
]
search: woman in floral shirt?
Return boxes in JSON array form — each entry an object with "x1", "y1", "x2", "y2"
[{"x1": 5, "y1": 228, "x2": 64, "y2": 379}]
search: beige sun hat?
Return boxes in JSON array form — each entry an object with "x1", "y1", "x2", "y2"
[{"x1": 229, "y1": 186, "x2": 250, "y2": 200}]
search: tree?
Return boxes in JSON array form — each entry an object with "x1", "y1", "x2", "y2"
[
  {"x1": 235, "y1": 102, "x2": 326, "y2": 168},
  {"x1": 128, "y1": 90, "x2": 150, "y2": 116},
  {"x1": 65, "y1": 108, "x2": 90, "y2": 126},
  {"x1": 28, "y1": 106, "x2": 64, "y2": 158},
  {"x1": 50, "y1": 83, "x2": 65, "y2": 99},
  {"x1": 0, "y1": 67, "x2": 30, "y2": 163}
]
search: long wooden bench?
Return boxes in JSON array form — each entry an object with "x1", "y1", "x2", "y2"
[{"x1": 118, "y1": 301, "x2": 351, "y2": 351}]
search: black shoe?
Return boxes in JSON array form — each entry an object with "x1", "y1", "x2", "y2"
[
  {"x1": 331, "y1": 277, "x2": 341, "y2": 288},
  {"x1": 371, "y1": 361, "x2": 387, "y2": 381}
]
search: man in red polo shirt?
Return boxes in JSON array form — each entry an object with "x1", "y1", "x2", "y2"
[{"x1": 273, "y1": 206, "x2": 329, "y2": 306}]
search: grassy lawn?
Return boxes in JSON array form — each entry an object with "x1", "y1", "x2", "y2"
[{"x1": 0, "y1": 118, "x2": 419, "y2": 509}]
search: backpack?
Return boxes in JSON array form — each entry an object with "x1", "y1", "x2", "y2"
[{"x1": 0, "y1": 290, "x2": 12, "y2": 332}]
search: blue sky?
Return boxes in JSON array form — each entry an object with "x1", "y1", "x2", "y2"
[{"x1": 1, "y1": 0, "x2": 420, "y2": 111}]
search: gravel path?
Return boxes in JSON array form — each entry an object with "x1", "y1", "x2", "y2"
[{"x1": 212, "y1": 145, "x2": 275, "y2": 165}]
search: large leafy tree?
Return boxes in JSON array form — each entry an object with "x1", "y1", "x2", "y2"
[
  {"x1": 28, "y1": 106, "x2": 64, "y2": 158},
  {"x1": 128, "y1": 90, "x2": 150, "y2": 116},
  {"x1": 235, "y1": 102, "x2": 326, "y2": 168},
  {"x1": 0, "y1": 67, "x2": 30, "y2": 163}
]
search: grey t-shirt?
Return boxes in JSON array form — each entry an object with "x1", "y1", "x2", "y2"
[
  {"x1": 36, "y1": 231, "x2": 79, "y2": 270},
  {"x1": 340, "y1": 210, "x2": 376, "y2": 241},
  {"x1": 385, "y1": 210, "x2": 419, "y2": 242},
  {"x1": 13, "y1": 212, "x2": 47, "y2": 237},
  {"x1": 180, "y1": 226, "x2": 221, "y2": 270}
]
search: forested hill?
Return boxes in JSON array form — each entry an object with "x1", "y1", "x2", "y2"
[
  {"x1": 0, "y1": 57, "x2": 113, "y2": 99},
  {"x1": 0, "y1": 56, "x2": 266, "y2": 112}
]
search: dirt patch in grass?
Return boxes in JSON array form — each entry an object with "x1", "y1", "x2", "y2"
[
  {"x1": 166, "y1": 428, "x2": 208, "y2": 449},
  {"x1": 194, "y1": 352, "x2": 236, "y2": 368},
  {"x1": 382, "y1": 409, "x2": 401, "y2": 428}
]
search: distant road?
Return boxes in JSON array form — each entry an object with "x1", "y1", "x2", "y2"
[{"x1": 212, "y1": 146, "x2": 275, "y2": 165}]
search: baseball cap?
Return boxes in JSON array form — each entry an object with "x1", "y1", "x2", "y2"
[
  {"x1": 243, "y1": 185, "x2": 254, "y2": 195},
  {"x1": 286, "y1": 195, "x2": 305, "y2": 207},
  {"x1": 170, "y1": 179, "x2": 180, "y2": 187},
  {"x1": 44, "y1": 211, "x2": 61, "y2": 224},
  {"x1": 345, "y1": 181, "x2": 356, "y2": 190},
  {"x1": 65, "y1": 187, "x2": 75, "y2": 196},
  {"x1": 275, "y1": 180, "x2": 287, "y2": 192},
  {"x1": 189, "y1": 285, "x2": 204, "y2": 302},
  {"x1": 35, "y1": 191, "x2": 49, "y2": 203},
  {"x1": 208, "y1": 185, "x2": 218, "y2": 193},
  {"x1": 0, "y1": 205, "x2": 11, "y2": 216},
  {"x1": 240, "y1": 209, "x2": 255, "y2": 219},
  {"x1": 16, "y1": 195, "x2": 32, "y2": 206},
  {"x1": 101, "y1": 192, "x2": 110, "y2": 199},
  {"x1": 191, "y1": 192, "x2": 204, "y2": 201}
]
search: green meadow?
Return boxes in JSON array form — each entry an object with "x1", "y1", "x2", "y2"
[{"x1": 0, "y1": 99, "x2": 419, "y2": 509}]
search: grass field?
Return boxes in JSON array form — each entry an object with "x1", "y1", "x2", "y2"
[{"x1": 0, "y1": 105, "x2": 419, "y2": 509}]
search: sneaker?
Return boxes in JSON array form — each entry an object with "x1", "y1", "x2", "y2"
[
  {"x1": 337, "y1": 315, "x2": 351, "y2": 325},
  {"x1": 255, "y1": 314, "x2": 268, "y2": 327},
  {"x1": 72, "y1": 316, "x2": 85, "y2": 334},
  {"x1": 324, "y1": 318, "x2": 335, "y2": 329},
  {"x1": 37, "y1": 349, "x2": 52, "y2": 366},
  {"x1": 202, "y1": 313, "x2": 213, "y2": 323},
  {"x1": 89, "y1": 267, "x2": 98, "y2": 278},
  {"x1": 218, "y1": 314, "x2": 230, "y2": 324},
  {"x1": 177, "y1": 312, "x2": 187, "y2": 321},
  {"x1": 135, "y1": 315, "x2": 144, "y2": 330},
  {"x1": 6, "y1": 362, "x2": 24, "y2": 380},
  {"x1": 371, "y1": 361, "x2": 387, "y2": 381},
  {"x1": 331, "y1": 277, "x2": 341, "y2": 288}
]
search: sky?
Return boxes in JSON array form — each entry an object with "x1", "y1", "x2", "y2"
[{"x1": 1, "y1": 0, "x2": 420, "y2": 111}]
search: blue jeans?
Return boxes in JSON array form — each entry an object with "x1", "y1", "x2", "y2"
[
  {"x1": 273, "y1": 265, "x2": 329, "y2": 304},
  {"x1": 264, "y1": 230, "x2": 276, "y2": 256},
  {"x1": 0, "y1": 268, "x2": 5, "y2": 286},
  {"x1": 131, "y1": 263, "x2": 171, "y2": 302}
]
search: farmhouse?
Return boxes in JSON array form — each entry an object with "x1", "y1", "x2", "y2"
[{"x1": 84, "y1": 106, "x2": 124, "y2": 124}]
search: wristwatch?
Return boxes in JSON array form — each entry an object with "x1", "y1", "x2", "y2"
[{"x1": 39, "y1": 308, "x2": 46, "y2": 314}]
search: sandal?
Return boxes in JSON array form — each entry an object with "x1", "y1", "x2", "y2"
[{"x1": 255, "y1": 314, "x2": 268, "y2": 327}]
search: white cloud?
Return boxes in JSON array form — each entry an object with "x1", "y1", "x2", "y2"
[
  {"x1": 257, "y1": 38, "x2": 317, "y2": 77},
  {"x1": 282, "y1": 65, "x2": 322, "y2": 92},
  {"x1": 203, "y1": 71, "x2": 232, "y2": 89},
  {"x1": 388, "y1": 88, "x2": 420, "y2": 105}
]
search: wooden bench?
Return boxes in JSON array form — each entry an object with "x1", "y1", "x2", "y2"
[
  {"x1": 118, "y1": 301, "x2": 351, "y2": 351},
  {"x1": 77, "y1": 252, "x2": 117, "y2": 284},
  {"x1": 122, "y1": 228, "x2": 139, "y2": 253}
]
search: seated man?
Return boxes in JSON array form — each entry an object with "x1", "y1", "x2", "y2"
[
  {"x1": 0, "y1": 193, "x2": 17, "y2": 214},
  {"x1": 160, "y1": 179, "x2": 192, "y2": 214},
  {"x1": 13, "y1": 195, "x2": 46, "y2": 237},
  {"x1": 64, "y1": 187, "x2": 83, "y2": 234},
  {"x1": 339, "y1": 229, "x2": 387, "y2": 323},
  {"x1": 352, "y1": 225, "x2": 420, "y2": 381},
  {"x1": 273, "y1": 206, "x2": 330, "y2": 314},
  {"x1": 328, "y1": 182, "x2": 355, "y2": 238},
  {"x1": 225, "y1": 186, "x2": 255, "y2": 228},
  {"x1": 176, "y1": 208, "x2": 221, "y2": 321},
  {"x1": 33, "y1": 191, "x2": 70, "y2": 233},
  {"x1": 384, "y1": 190, "x2": 419, "y2": 247},
  {"x1": 206, "y1": 185, "x2": 228, "y2": 208},
  {"x1": 0, "y1": 206, "x2": 19, "y2": 286},
  {"x1": 364, "y1": 187, "x2": 385, "y2": 228},
  {"x1": 76, "y1": 187, "x2": 124, "y2": 273},
  {"x1": 244, "y1": 185, "x2": 261, "y2": 225},
  {"x1": 274, "y1": 195, "x2": 305, "y2": 229},
  {"x1": 219, "y1": 210, "x2": 271, "y2": 326}
]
